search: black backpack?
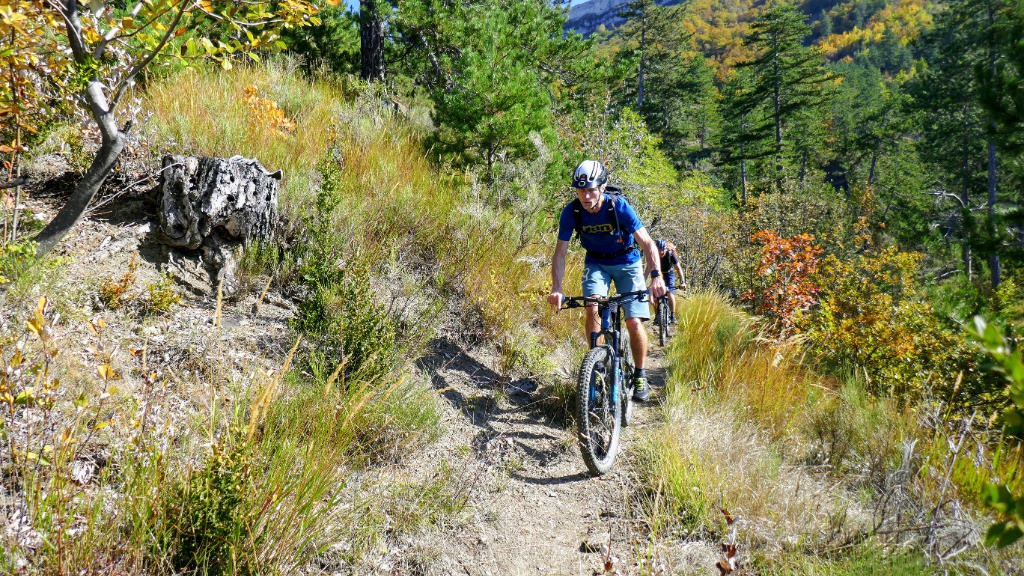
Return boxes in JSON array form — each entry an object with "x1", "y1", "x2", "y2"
[{"x1": 570, "y1": 185, "x2": 637, "y2": 258}]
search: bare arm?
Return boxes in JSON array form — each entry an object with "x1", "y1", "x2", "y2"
[
  {"x1": 674, "y1": 257, "x2": 687, "y2": 288},
  {"x1": 547, "y1": 239, "x2": 570, "y2": 309}
]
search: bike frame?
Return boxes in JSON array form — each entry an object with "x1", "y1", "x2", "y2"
[
  {"x1": 655, "y1": 293, "x2": 670, "y2": 318},
  {"x1": 564, "y1": 290, "x2": 648, "y2": 405}
]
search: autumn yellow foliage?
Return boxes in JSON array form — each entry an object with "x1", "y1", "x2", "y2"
[{"x1": 817, "y1": 0, "x2": 935, "y2": 58}]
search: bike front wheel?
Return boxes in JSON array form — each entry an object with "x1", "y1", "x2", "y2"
[
  {"x1": 621, "y1": 330, "x2": 635, "y2": 428},
  {"x1": 576, "y1": 346, "x2": 622, "y2": 475},
  {"x1": 658, "y1": 299, "x2": 669, "y2": 347}
]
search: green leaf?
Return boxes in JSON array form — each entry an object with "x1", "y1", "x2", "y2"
[
  {"x1": 997, "y1": 524, "x2": 1023, "y2": 548},
  {"x1": 14, "y1": 389, "x2": 34, "y2": 405}
]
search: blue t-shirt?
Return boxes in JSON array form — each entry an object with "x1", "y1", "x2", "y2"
[{"x1": 557, "y1": 194, "x2": 643, "y2": 265}]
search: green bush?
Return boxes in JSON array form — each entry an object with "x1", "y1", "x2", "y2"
[
  {"x1": 147, "y1": 367, "x2": 350, "y2": 575},
  {"x1": 144, "y1": 273, "x2": 182, "y2": 315},
  {"x1": 969, "y1": 317, "x2": 1024, "y2": 547},
  {"x1": 162, "y1": 427, "x2": 252, "y2": 573},
  {"x1": 292, "y1": 160, "x2": 400, "y2": 383},
  {"x1": 0, "y1": 240, "x2": 39, "y2": 286}
]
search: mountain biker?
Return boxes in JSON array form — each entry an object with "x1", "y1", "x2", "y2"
[
  {"x1": 653, "y1": 239, "x2": 687, "y2": 325},
  {"x1": 547, "y1": 160, "x2": 667, "y2": 402}
]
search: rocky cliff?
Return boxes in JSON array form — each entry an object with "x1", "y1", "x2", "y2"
[{"x1": 565, "y1": 0, "x2": 683, "y2": 37}]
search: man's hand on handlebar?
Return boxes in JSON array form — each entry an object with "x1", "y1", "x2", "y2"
[
  {"x1": 547, "y1": 292, "x2": 564, "y2": 311},
  {"x1": 648, "y1": 276, "x2": 667, "y2": 299}
]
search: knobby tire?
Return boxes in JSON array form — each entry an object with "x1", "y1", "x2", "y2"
[
  {"x1": 621, "y1": 331, "x2": 635, "y2": 428},
  {"x1": 658, "y1": 299, "x2": 669, "y2": 347},
  {"x1": 576, "y1": 346, "x2": 621, "y2": 475}
]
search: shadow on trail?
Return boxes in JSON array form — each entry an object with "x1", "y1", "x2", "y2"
[
  {"x1": 417, "y1": 333, "x2": 675, "y2": 478},
  {"x1": 513, "y1": 470, "x2": 591, "y2": 486},
  {"x1": 416, "y1": 337, "x2": 502, "y2": 414},
  {"x1": 416, "y1": 337, "x2": 580, "y2": 468}
]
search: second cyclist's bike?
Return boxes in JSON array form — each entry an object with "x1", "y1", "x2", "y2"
[
  {"x1": 654, "y1": 293, "x2": 671, "y2": 347},
  {"x1": 561, "y1": 290, "x2": 649, "y2": 475}
]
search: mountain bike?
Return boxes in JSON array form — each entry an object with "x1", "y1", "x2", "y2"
[
  {"x1": 654, "y1": 294, "x2": 671, "y2": 347},
  {"x1": 561, "y1": 289, "x2": 649, "y2": 475}
]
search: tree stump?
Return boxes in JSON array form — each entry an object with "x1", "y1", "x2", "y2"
[{"x1": 156, "y1": 155, "x2": 281, "y2": 295}]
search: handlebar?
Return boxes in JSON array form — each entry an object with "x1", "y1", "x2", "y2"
[{"x1": 560, "y1": 290, "x2": 649, "y2": 310}]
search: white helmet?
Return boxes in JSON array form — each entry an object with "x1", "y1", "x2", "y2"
[{"x1": 572, "y1": 160, "x2": 608, "y2": 189}]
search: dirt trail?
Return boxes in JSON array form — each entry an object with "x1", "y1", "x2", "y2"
[{"x1": 414, "y1": 338, "x2": 671, "y2": 576}]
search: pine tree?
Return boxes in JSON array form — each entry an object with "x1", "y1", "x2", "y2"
[
  {"x1": 721, "y1": 69, "x2": 772, "y2": 203},
  {"x1": 415, "y1": 0, "x2": 572, "y2": 188},
  {"x1": 616, "y1": 0, "x2": 683, "y2": 109},
  {"x1": 977, "y1": 0, "x2": 1024, "y2": 275},
  {"x1": 911, "y1": 0, "x2": 1014, "y2": 285},
  {"x1": 283, "y1": 5, "x2": 360, "y2": 76},
  {"x1": 727, "y1": 2, "x2": 833, "y2": 190},
  {"x1": 614, "y1": 1, "x2": 688, "y2": 107}
]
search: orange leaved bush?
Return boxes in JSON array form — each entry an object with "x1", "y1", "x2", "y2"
[
  {"x1": 244, "y1": 85, "x2": 297, "y2": 136},
  {"x1": 741, "y1": 230, "x2": 822, "y2": 335}
]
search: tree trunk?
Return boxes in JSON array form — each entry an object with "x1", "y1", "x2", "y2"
[
  {"x1": 986, "y1": 1, "x2": 1000, "y2": 288},
  {"x1": 35, "y1": 82, "x2": 124, "y2": 255},
  {"x1": 360, "y1": 0, "x2": 386, "y2": 82},
  {"x1": 740, "y1": 145, "x2": 748, "y2": 205},
  {"x1": 772, "y1": 56, "x2": 783, "y2": 184},
  {"x1": 987, "y1": 139, "x2": 1000, "y2": 287},
  {"x1": 867, "y1": 147, "x2": 878, "y2": 191},
  {"x1": 637, "y1": 5, "x2": 646, "y2": 108},
  {"x1": 958, "y1": 109, "x2": 974, "y2": 280}
]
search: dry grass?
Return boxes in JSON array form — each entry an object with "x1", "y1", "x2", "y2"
[
  {"x1": 144, "y1": 59, "x2": 341, "y2": 221},
  {"x1": 0, "y1": 280, "x2": 446, "y2": 573},
  {"x1": 665, "y1": 291, "x2": 819, "y2": 439},
  {"x1": 638, "y1": 397, "x2": 871, "y2": 553},
  {"x1": 637, "y1": 291, "x2": 1021, "y2": 572},
  {"x1": 145, "y1": 60, "x2": 565, "y2": 357}
]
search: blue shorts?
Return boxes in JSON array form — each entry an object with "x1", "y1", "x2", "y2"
[
  {"x1": 665, "y1": 272, "x2": 677, "y2": 293},
  {"x1": 582, "y1": 258, "x2": 650, "y2": 320}
]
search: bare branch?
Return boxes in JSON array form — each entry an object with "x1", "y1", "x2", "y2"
[
  {"x1": 111, "y1": 0, "x2": 191, "y2": 109},
  {"x1": 930, "y1": 189, "x2": 967, "y2": 208},
  {"x1": 0, "y1": 177, "x2": 29, "y2": 190},
  {"x1": 48, "y1": 0, "x2": 88, "y2": 62}
]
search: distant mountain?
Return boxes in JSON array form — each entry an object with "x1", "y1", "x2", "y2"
[{"x1": 565, "y1": 0, "x2": 683, "y2": 37}]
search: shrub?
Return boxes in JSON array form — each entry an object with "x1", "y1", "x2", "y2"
[
  {"x1": 738, "y1": 191, "x2": 856, "y2": 259},
  {"x1": 741, "y1": 230, "x2": 822, "y2": 335},
  {"x1": 144, "y1": 273, "x2": 182, "y2": 315},
  {"x1": 0, "y1": 301, "x2": 125, "y2": 572},
  {"x1": 292, "y1": 160, "x2": 400, "y2": 383},
  {"x1": 147, "y1": 359, "x2": 351, "y2": 575},
  {"x1": 651, "y1": 204, "x2": 742, "y2": 291},
  {"x1": 97, "y1": 257, "x2": 138, "y2": 310},
  {"x1": 0, "y1": 240, "x2": 38, "y2": 286},
  {"x1": 969, "y1": 317, "x2": 1024, "y2": 547},
  {"x1": 801, "y1": 247, "x2": 987, "y2": 403}
]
